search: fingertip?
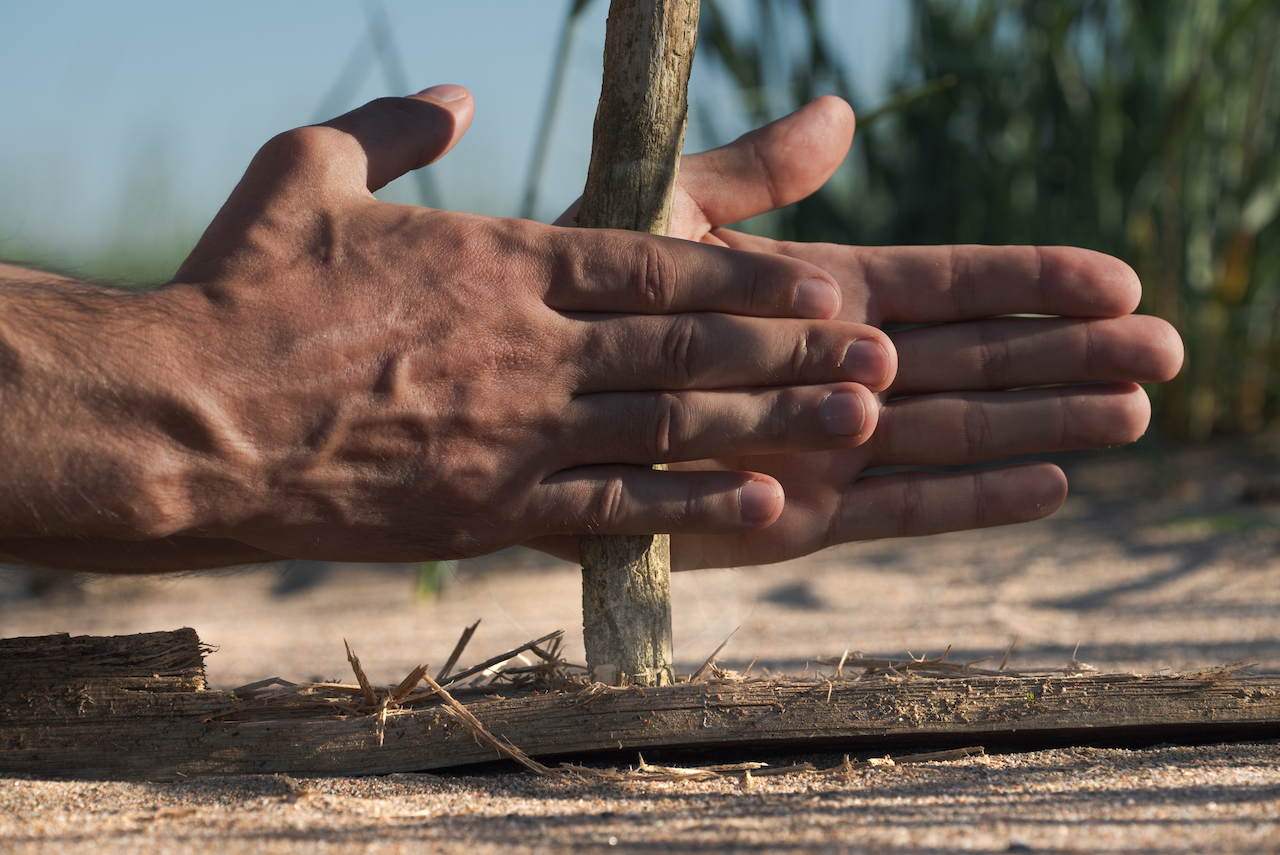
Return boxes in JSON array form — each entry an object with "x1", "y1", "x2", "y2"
[
  {"x1": 680, "y1": 94, "x2": 856, "y2": 227},
  {"x1": 1152, "y1": 319, "x2": 1185, "y2": 381},
  {"x1": 810, "y1": 94, "x2": 855, "y2": 142},
  {"x1": 1050, "y1": 247, "x2": 1142, "y2": 316},
  {"x1": 843, "y1": 335, "x2": 895, "y2": 391},
  {"x1": 1108, "y1": 257, "x2": 1143, "y2": 315},
  {"x1": 820, "y1": 388, "x2": 867, "y2": 438},
  {"x1": 794, "y1": 277, "x2": 842, "y2": 319},
  {"x1": 820, "y1": 383, "x2": 880, "y2": 445},
  {"x1": 407, "y1": 84, "x2": 475, "y2": 158},
  {"x1": 739, "y1": 477, "x2": 783, "y2": 525},
  {"x1": 1025, "y1": 463, "x2": 1069, "y2": 519},
  {"x1": 1120, "y1": 315, "x2": 1184, "y2": 382},
  {"x1": 322, "y1": 87, "x2": 475, "y2": 192},
  {"x1": 1068, "y1": 382, "x2": 1151, "y2": 447},
  {"x1": 989, "y1": 463, "x2": 1067, "y2": 524},
  {"x1": 1117, "y1": 382, "x2": 1153, "y2": 442},
  {"x1": 414, "y1": 83, "x2": 470, "y2": 103},
  {"x1": 855, "y1": 383, "x2": 881, "y2": 442}
]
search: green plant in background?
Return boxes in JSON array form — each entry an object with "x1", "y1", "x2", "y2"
[
  {"x1": 695, "y1": 0, "x2": 1280, "y2": 441},
  {"x1": 14, "y1": 2, "x2": 1280, "y2": 443},
  {"x1": 415, "y1": 560, "x2": 453, "y2": 602}
]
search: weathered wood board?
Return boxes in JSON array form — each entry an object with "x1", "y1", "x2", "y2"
[{"x1": 3, "y1": 630, "x2": 1279, "y2": 781}]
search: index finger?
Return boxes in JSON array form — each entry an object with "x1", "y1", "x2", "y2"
[
  {"x1": 714, "y1": 236, "x2": 1141, "y2": 323},
  {"x1": 542, "y1": 225, "x2": 844, "y2": 320}
]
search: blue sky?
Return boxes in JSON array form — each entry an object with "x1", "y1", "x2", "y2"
[{"x1": 0, "y1": 1, "x2": 909, "y2": 274}]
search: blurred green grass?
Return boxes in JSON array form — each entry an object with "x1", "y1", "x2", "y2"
[
  {"x1": 7, "y1": 0, "x2": 1278, "y2": 445},
  {"x1": 697, "y1": 0, "x2": 1280, "y2": 442}
]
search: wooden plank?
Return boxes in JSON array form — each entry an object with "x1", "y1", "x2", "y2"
[
  {"x1": 575, "y1": 0, "x2": 702, "y2": 688},
  {"x1": 3, "y1": 630, "x2": 1279, "y2": 780}
]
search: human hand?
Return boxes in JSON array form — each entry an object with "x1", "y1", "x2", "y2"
[
  {"x1": 0, "y1": 86, "x2": 902, "y2": 571},
  {"x1": 538, "y1": 97, "x2": 1183, "y2": 570}
]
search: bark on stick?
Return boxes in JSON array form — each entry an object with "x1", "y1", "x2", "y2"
[{"x1": 577, "y1": 0, "x2": 700, "y2": 687}]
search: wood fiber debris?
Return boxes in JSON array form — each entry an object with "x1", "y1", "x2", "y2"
[{"x1": 3, "y1": 626, "x2": 1278, "y2": 781}]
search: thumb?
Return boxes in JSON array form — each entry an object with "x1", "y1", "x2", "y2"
[
  {"x1": 679, "y1": 95, "x2": 854, "y2": 227},
  {"x1": 324, "y1": 84, "x2": 476, "y2": 192}
]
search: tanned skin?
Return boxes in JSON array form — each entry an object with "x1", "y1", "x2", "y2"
[{"x1": 0, "y1": 86, "x2": 1181, "y2": 573}]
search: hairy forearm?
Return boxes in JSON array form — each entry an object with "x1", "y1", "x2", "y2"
[
  {"x1": 0, "y1": 264, "x2": 243, "y2": 554},
  {"x1": 0, "y1": 536, "x2": 282, "y2": 573}
]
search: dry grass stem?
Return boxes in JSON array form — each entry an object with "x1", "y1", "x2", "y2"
[
  {"x1": 343, "y1": 639, "x2": 376, "y2": 706},
  {"x1": 389, "y1": 664, "x2": 429, "y2": 705},
  {"x1": 214, "y1": 626, "x2": 1257, "y2": 779},
  {"x1": 436, "y1": 620, "x2": 480, "y2": 682},
  {"x1": 690, "y1": 626, "x2": 740, "y2": 684},
  {"x1": 418, "y1": 671, "x2": 555, "y2": 777},
  {"x1": 1174, "y1": 660, "x2": 1258, "y2": 681},
  {"x1": 999, "y1": 637, "x2": 1019, "y2": 670},
  {"x1": 818, "y1": 746, "x2": 985, "y2": 775},
  {"x1": 894, "y1": 746, "x2": 986, "y2": 764},
  {"x1": 812, "y1": 645, "x2": 1103, "y2": 679},
  {"x1": 440, "y1": 630, "x2": 564, "y2": 687}
]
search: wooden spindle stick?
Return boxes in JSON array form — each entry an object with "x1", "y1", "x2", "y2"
[{"x1": 577, "y1": 0, "x2": 701, "y2": 687}]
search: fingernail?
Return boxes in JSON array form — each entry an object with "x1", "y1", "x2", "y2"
[
  {"x1": 739, "y1": 480, "x2": 781, "y2": 522},
  {"x1": 821, "y1": 390, "x2": 866, "y2": 437},
  {"x1": 842, "y1": 339, "x2": 889, "y2": 386},
  {"x1": 416, "y1": 83, "x2": 469, "y2": 102},
  {"x1": 793, "y1": 278, "x2": 840, "y2": 319}
]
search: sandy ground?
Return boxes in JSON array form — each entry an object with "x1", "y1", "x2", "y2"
[{"x1": 2, "y1": 438, "x2": 1280, "y2": 852}]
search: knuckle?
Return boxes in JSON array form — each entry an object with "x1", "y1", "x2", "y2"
[
  {"x1": 790, "y1": 330, "x2": 814, "y2": 378},
  {"x1": 960, "y1": 397, "x2": 994, "y2": 459},
  {"x1": 643, "y1": 392, "x2": 685, "y2": 462},
  {"x1": 660, "y1": 316, "x2": 701, "y2": 388},
  {"x1": 595, "y1": 475, "x2": 628, "y2": 530},
  {"x1": 975, "y1": 323, "x2": 1013, "y2": 388},
  {"x1": 764, "y1": 389, "x2": 800, "y2": 440},
  {"x1": 970, "y1": 472, "x2": 990, "y2": 529},
  {"x1": 947, "y1": 244, "x2": 974, "y2": 318},
  {"x1": 746, "y1": 259, "x2": 767, "y2": 312},
  {"x1": 896, "y1": 474, "x2": 926, "y2": 538},
  {"x1": 258, "y1": 125, "x2": 339, "y2": 168},
  {"x1": 675, "y1": 480, "x2": 697, "y2": 529},
  {"x1": 636, "y1": 241, "x2": 677, "y2": 312}
]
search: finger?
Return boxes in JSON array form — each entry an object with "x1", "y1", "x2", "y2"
[
  {"x1": 831, "y1": 463, "x2": 1068, "y2": 542},
  {"x1": 530, "y1": 462, "x2": 1069, "y2": 570},
  {"x1": 544, "y1": 227, "x2": 845, "y2": 319},
  {"x1": 867, "y1": 384, "x2": 1151, "y2": 468},
  {"x1": 675, "y1": 96, "x2": 855, "y2": 228},
  {"x1": 193, "y1": 85, "x2": 476, "y2": 245},
  {"x1": 863, "y1": 245, "x2": 1141, "y2": 322},
  {"x1": 712, "y1": 236, "x2": 1143, "y2": 323},
  {"x1": 320, "y1": 84, "x2": 476, "y2": 192},
  {"x1": 891, "y1": 315, "x2": 1184, "y2": 395},
  {"x1": 553, "y1": 96, "x2": 854, "y2": 233},
  {"x1": 570, "y1": 314, "x2": 893, "y2": 393},
  {"x1": 568, "y1": 383, "x2": 880, "y2": 466},
  {"x1": 537, "y1": 467, "x2": 786, "y2": 534}
]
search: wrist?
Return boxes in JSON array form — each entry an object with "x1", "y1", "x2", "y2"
[{"x1": 0, "y1": 273, "x2": 250, "y2": 541}]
